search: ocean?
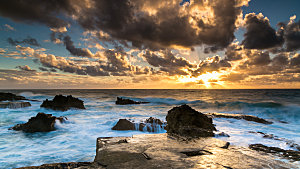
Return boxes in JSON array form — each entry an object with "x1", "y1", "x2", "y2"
[{"x1": 0, "y1": 89, "x2": 299, "y2": 168}]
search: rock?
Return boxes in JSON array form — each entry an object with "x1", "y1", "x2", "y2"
[
  {"x1": 166, "y1": 104, "x2": 216, "y2": 138},
  {"x1": 40, "y1": 95, "x2": 85, "y2": 111},
  {"x1": 16, "y1": 162, "x2": 97, "y2": 169},
  {"x1": 112, "y1": 117, "x2": 166, "y2": 132},
  {"x1": 215, "y1": 132, "x2": 230, "y2": 137},
  {"x1": 0, "y1": 92, "x2": 26, "y2": 101},
  {"x1": 0, "y1": 102, "x2": 31, "y2": 108},
  {"x1": 93, "y1": 133, "x2": 298, "y2": 168},
  {"x1": 249, "y1": 144, "x2": 300, "y2": 161},
  {"x1": 10, "y1": 112, "x2": 67, "y2": 132},
  {"x1": 221, "y1": 142, "x2": 230, "y2": 149},
  {"x1": 207, "y1": 112, "x2": 273, "y2": 124},
  {"x1": 115, "y1": 97, "x2": 149, "y2": 105}
]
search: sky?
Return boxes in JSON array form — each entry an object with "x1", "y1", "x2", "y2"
[{"x1": 0, "y1": 0, "x2": 299, "y2": 89}]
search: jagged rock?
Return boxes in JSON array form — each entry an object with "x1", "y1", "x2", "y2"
[
  {"x1": 40, "y1": 95, "x2": 85, "y2": 111},
  {"x1": 115, "y1": 97, "x2": 149, "y2": 105},
  {"x1": 112, "y1": 117, "x2": 165, "y2": 132},
  {"x1": 207, "y1": 112, "x2": 273, "y2": 124},
  {"x1": 215, "y1": 132, "x2": 230, "y2": 137},
  {"x1": 166, "y1": 104, "x2": 216, "y2": 138},
  {"x1": 10, "y1": 112, "x2": 67, "y2": 132},
  {"x1": 0, "y1": 102, "x2": 31, "y2": 108},
  {"x1": 249, "y1": 131, "x2": 300, "y2": 151},
  {"x1": 0, "y1": 92, "x2": 26, "y2": 101},
  {"x1": 249, "y1": 144, "x2": 300, "y2": 161}
]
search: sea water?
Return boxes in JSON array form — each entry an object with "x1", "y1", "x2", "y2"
[{"x1": 0, "y1": 89, "x2": 299, "y2": 168}]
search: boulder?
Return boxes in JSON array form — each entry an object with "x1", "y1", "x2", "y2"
[
  {"x1": 115, "y1": 97, "x2": 149, "y2": 105},
  {"x1": 0, "y1": 102, "x2": 31, "y2": 109},
  {"x1": 40, "y1": 95, "x2": 85, "y2": 111},
  {"x1": 207, "y1": 112, "x2": 273, "y2": 124},
  {"x1": 249, "y1": 144, "x2": 300, "y2": 161},
  {"x1": 10, "y1": 112, "x2": 67, "y2": 132},
  {"x1": 166, "y1": 104, "x2": 216, "y2": 137},
  {"x1": 112, "y1": 117, "x2": 165, "y2": 132},
  {"x1": 0, "y1": 92, "x2": 26, "y2": 101}
]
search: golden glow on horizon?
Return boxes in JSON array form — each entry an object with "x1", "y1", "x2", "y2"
[{"x1": 178, "y1": 71, "x2": 225, "y2": 88}]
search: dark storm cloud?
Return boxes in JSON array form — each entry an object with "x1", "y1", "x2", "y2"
[
  {"x1": 278, "y1": 19, "x2": 300, "y2": 51},
  {"x1": 242, "y1": 13, "x2": 284, "y2": 49},
  {"x1": 63, "y1": 35, "x2": 93, "y2": 58},
  {"x1": 7, "y1": 37, "x2": 40, "y2": 46},
  {"x1": 0, "y1": 0, "x2": 77, "y2": 28}
]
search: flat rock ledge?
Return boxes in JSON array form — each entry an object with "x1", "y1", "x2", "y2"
[
  {"x1": 0, "y1": 101, "x2": 31, "y2": 108},
  {"x1": 115, "y1": 97, "x2": 149, "y2": 105},
  {"x1": 0, "y1": 92, "x2": 26, "y2": 101},
  {"x1": 94, "y1": 134, "x2": 297, "y2": 169},
  {"x1": 207, "y1": 112, "x2": 273, "y2": 124}
]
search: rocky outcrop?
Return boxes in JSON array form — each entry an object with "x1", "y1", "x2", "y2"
[
  {"x1": 115, "y1": 97, "x2": 149, "y2": 105},
  {"x1": 16, "y1": 162, "x2": 96, "y2": 169},
  {"x1": 249, "y1": 144, "x2": 300, "y2": 161},
  {"x1": 166, "y1": 104, "x2": 216, "y2": 138},
  {"x1": 207, "y1": 112, "x2": 273, "y2": 124},
  {"x1": 249, "y1": 131, "x2": 300, "y2": 151},
  {"x1": 0, "y1": 102, "x2": 31, "y2": 109},
  {"x1": 40, "y1": 95, "x2": 85, "y2": 111},
  {"x1": 112, "y1": 117, "x2": 165, "y2": 132},
  {"x1": 10, "y1": 112, "x2": 67, "y2": 132},
  {"x1": 0, "y1": 92, "x2": 26, "y2": 101}
]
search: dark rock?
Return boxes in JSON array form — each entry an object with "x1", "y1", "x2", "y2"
[
  {"x1": 16, "y1": 162, "x2": 94, "y2": 169},
  {"x1": 166, "y1": 104, "x2": 216, "y2": 138},
  {"x1": 40, "y1": 95, "x2": 85, "y2": 111},
  {"x1": 112, "y1": 117, "x2": 166, "y2": 132},
  {"x1": 215, "y1": 132, "x2": 230, "y2": 137},
  {"x1": 112, "y1": 119, "x2": 136, "y2": 130},
  {"x1": 0, "y1": 92, "x2": 26, "y2": 101},
  {"x1": 0, "y1": 102, "x2": 31, "y2": 108},
  {"x1": 10, "y1": 112, "x2": 67, "y2": 132},
  {"x1": 180, "y1": 149, "x2": 213, "y2": 156},
  {"x1": 207, "y1": 112, "x2": 273, "y2": 124},
  {"x1": 115, "y1": 97, "x2": 149, "y2": 105},
  {"x1": 221, "y1": 142, "x2": 230, "y2": 149},
  {"x1": 249, "y1": 144, "x2": 300, "y2": 161}
]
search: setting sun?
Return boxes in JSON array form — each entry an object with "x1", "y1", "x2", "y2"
[{"x1": 178, "y1": 71, "x2": 224, "y2": 87}]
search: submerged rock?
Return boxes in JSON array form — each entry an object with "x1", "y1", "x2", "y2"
[
  {"x1": 166, "y1": 104, "x2": 216, "y2": 138},
  {"x1": 115, "y1": 97, "x2": 149, "y2": 105},
  {"x1": 0, "y1": 92, "x2": 26, "y2": 101},
  {"x1": 112, "y1": 117, "x2": 165, "y2": 132},
  {"x1": 207, "y1": 112, "x2": 273, "y2": 124},
  {"x1": 16, "y1": 162, "x2": 95, "y2": 169},
  {"x1": 0, "y1": 102, "x2": 31, "y2": 109},
  {"x1": 249, "y1": 144, "x2": 300, "y2": 161},
  {"x1": 40, "y1": 95, "x2": 85, "y2": 111},
  {"x1": 10, "y1": 112, "x2": 67, "y2": 132}
]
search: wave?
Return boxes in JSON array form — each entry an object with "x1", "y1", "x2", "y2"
[{"x1": 18, "y1": 92, "x2": 42, "y2": 97}]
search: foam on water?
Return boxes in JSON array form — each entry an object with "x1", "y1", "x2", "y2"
[{"x1": 0, "y1": 89, "x2": 299, "y2": 168}]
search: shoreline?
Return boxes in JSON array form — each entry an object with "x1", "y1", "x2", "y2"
[{"x1": 17, "y1": 133, "x2": 299, "y2": 169}]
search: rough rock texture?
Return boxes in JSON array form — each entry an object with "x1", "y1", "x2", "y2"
[
  {"x1": 94, "y1": 133, "x2": 297, "y2": 168},
  {"x1": 16, "y1": 162, "x2": 100, "y2": 169},
  {"x1": 0, "y1": 102, "x2": 31, "y2": 108},
  {"x1": 40, "y1": 95, "x2": 85, "y2": 111},
  {"x1": 0, "y1": 92, "x2": 26, "y2": 101},
  {"x1": 112, "y1": 117, "x2": 165, "y2": 132},
  {"x1": 249, "y1": 144, "x2": 300, "y2": 161},
  {"x1": 166, "y1": 104, "x2": 216, "y2": 137},
  {"x1": 249, "y1": 131, "x2": 300, "y2": 151},
  {"x1": 10, "y1": 112, "x2": 67, "y2": 132},
  {"x1": 207, "y1": 112, "x2": 273, "y2": 124},
  {"x1": 115, "y1": 97, "x2": 149, "y2": 105}
]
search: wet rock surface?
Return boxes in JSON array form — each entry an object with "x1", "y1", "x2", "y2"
[
  {"x1": 249, "y1": 144, "x2": 300, "y2": 161},
  {"x1": 10, "y1": 112, "x2": 67, "y2": 132},
  {"x1": 0, "y1": 92, "x2": 26, "y2": 101},
  {"x1": 112, "y1": 117, "x2": 165, "y2": 132},
  {"x1": 166, "y1": 104, "x2": 216, "y2": 137},
  {"x1": 0, "y1": 101, "x2": 31, "y2": 108},
  {"x1": 16, "y1": 162, "x2": 99, "y2": 169},
  {"x1": 249, "y1": 131, "x2": 300, "y2": 151},
  {"x1": 94, "y1": 133, "x2": 297, "y2": 169},
  {"x1": 115, "y1": 97, "x2": 149, "y2": 105},
  {"x1": 207, "y1": 112, "x2": 273, "y2": 124},
  {"x1": 40, "y1": 95, "x2": 85, "y2": 111}
]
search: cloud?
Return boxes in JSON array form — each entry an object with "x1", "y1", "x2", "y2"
[
  {"x1": 278, "y1": 16, "x2": 300, "y2": 51},
  {"x1": 4, "y1": 24, "x2": 15, "y2": 31},
  {"x1": 7, "y1": 37, "x2": 40, "y2": 46},
  {"x1": 16, "y1": 65, "x2": 36, "y2": 72},
  {"x1": 63, "y1": 35, "x2": 93, "y2": 57},
  {"x1": 242, "y1": 13, "x2": 283, "y2": 49}
]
